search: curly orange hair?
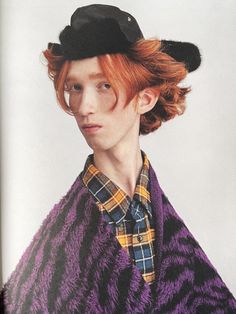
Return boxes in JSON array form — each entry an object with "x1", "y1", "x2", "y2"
[{"x1": 43, "y1": 38, "x2": 191, "y2": 135}]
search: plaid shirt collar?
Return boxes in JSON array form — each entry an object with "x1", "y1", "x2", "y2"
[{"x1": 80, "y1": 149, "x2": 152, "y2": 225}]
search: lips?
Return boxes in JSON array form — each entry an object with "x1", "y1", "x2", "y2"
[
  {"x1": 82, "y1": 123, "x2": 102, "y2": 129},
  {"x1": 82, "y1": 123, "x2": 102, "y2": 134}
]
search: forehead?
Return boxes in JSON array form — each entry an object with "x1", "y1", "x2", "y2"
[{"x1": 66, "y1": 56, "x2": 106, "y2": 82}]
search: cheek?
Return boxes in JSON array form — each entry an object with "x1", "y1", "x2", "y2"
[
  {"x1": 68, "y1": 94, "x2": 81, "y2": 114},
  {"x1": 100, "y1": 93, "x2": 117, "y2": 112},
  {"x1": 110, "y1": 108, "x2": 138, "y2": 135}
]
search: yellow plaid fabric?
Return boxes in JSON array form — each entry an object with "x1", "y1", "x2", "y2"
[{"x1": 79, "y1": 149, "x2": 156, "y2": 285}]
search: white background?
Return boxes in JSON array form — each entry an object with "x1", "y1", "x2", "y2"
[{"x1": 1, "y1": 0, "x2": 236, "y2": 296}]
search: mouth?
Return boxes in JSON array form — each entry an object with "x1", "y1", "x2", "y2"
[{"x1": 82, "y1": 125, "x2": 103, "y2": 134}]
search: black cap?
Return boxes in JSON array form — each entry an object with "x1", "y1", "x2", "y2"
[{"x1": 48, "y1": 4, "x2": 201, "y2": 72}]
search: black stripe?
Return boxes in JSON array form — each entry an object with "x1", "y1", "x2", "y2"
[
  {"x1": 18, "y1": 187, "x2": 86, "y2": 312},
  {"x1": 196, "y1": 303, "x2": 225, "y2": 314},
  {"x1": 162, "y1": 250, "x2": 192, "y2": 260},
  {"x1": 0, "y1": 287, "x2": 6, "y2": 313},
  {"x1": 79, "y1": 204, "x2": 100, "y2": 270},
  {"x1": 129, "y1": 278, "x2": 152, "y2": 314},
  {"x1": 97, "y1": 245, "x2": 121, "y2": 306},
  {"x1": 194, "y1": 257, "x2": 217, "y2": 286},
  {"x1": 76, "y1": 231, "x2": 120, "y2": 313},
  {"x1": 163, "y1": 263, "x2": 192, "y2": 282},
  {"x1": 134, "y1": 278, "x2": 146, "y2": 301},
  {"x1": 186, "y1": 290, "x2": 230, "y2": 308},
  {"x1": 12, "y1": 195, "x2": 71, "y2": 312},
  {"x1": 7, "y1": 202, "x2": 54, "y2": 306},
  {"x1": 79, "y1": 244, "x2": 122, "y2": 312},
  {"x1": 47, "y1": 246, "x2": 67, "y2": 313},
  {"x1": 161, "y1": 193, "x2": 169, "y2": 205},
  {"x1": 178, "y1": 236, "x2": 200, "y2": 249},
  {"x1": 47, "y1": 194, "x2": 95, "y2": 312},
  {"x1": 226, "y1": 309, "x2": 236, "y2": 314},
  {"x1": 114, "y1": 265, "x2": 134, "y2": 314},
  {"x1": 59, "y1": 203, "x2": 101, "y2": 313},
  {"x1": 159, "y1": 279, "x2": 192, "y2": 313},
  {"x1": 163, "y1": 216, "x2": 183, "y2": 244},
  {"x1": 211, "y1": 285, "x2": 229, "y2": 294}
]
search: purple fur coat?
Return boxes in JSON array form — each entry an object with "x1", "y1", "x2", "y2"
[{"x1": 1, "y1": 163, "x2": 236, "y2": 313}]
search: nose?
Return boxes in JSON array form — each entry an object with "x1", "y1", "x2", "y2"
[{"x1": 76, "y1": 88, "x2": 97, "y2": 117}]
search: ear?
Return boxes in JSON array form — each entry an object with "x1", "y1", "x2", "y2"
[{"x1": 136, "y1": 88, "x2": 160, "y2": 115}]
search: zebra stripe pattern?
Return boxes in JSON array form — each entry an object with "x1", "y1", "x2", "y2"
[{"x1": 1, "y1": 164, "x2": 236, "y2": 313}]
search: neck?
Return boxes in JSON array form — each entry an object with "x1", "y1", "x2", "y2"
[{"x1": 93, "y1": 145, "x2": 143, "y2": 199}]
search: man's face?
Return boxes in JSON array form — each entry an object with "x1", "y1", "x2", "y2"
[{"x1": 65, "y1": 56, "x2": 140, "y2": 153}]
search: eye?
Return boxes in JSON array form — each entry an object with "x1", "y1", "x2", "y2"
[
  {"x1": 64, "y1": 83, "x2": 82, "y2": 93},
  {"x1": 99, "y1": 82, "x2": 112, "y2": 91},
  {"x1": 72, "y1": 84, "x2": 82, "y2": 91},
  {"x1": 104, "y1": 83, "x2": 111, "y2": 89}
]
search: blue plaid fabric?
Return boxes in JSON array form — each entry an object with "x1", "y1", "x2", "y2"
[{"x1": 79, "y1": 149, "x2": 157, "y2": 284}]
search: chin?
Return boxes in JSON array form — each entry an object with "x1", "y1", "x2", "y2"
[
  {"x1": 86, "y1": 141, "x2": 107, "y2": 151},
  {"x1": 88, "y1": 140, "x2": 116, "y2": 153}
]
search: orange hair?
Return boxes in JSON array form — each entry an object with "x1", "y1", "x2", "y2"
[{"x1": 42, "y1": 38, "x2": 191, "y2": 135}]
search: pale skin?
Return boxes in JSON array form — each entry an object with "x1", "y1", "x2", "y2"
[{"x1": 65, "y1": 56, "x2": 160, "y2": 198}]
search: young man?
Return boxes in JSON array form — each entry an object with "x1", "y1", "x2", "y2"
[{"x1": 1, "y1": 4, "x2": 236, "y2": 313}]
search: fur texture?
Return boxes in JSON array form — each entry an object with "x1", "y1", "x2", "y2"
[
  {"x1": 160, "y1": 40, "x2": 202, "y2": 72},
  {"x1": 1, "y1": 164, "x2": 235, "y2": 313}
]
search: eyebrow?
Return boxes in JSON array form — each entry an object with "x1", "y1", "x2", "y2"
[{"x1": 66, "y1": 72, "x2": 106, "y2": 82}]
